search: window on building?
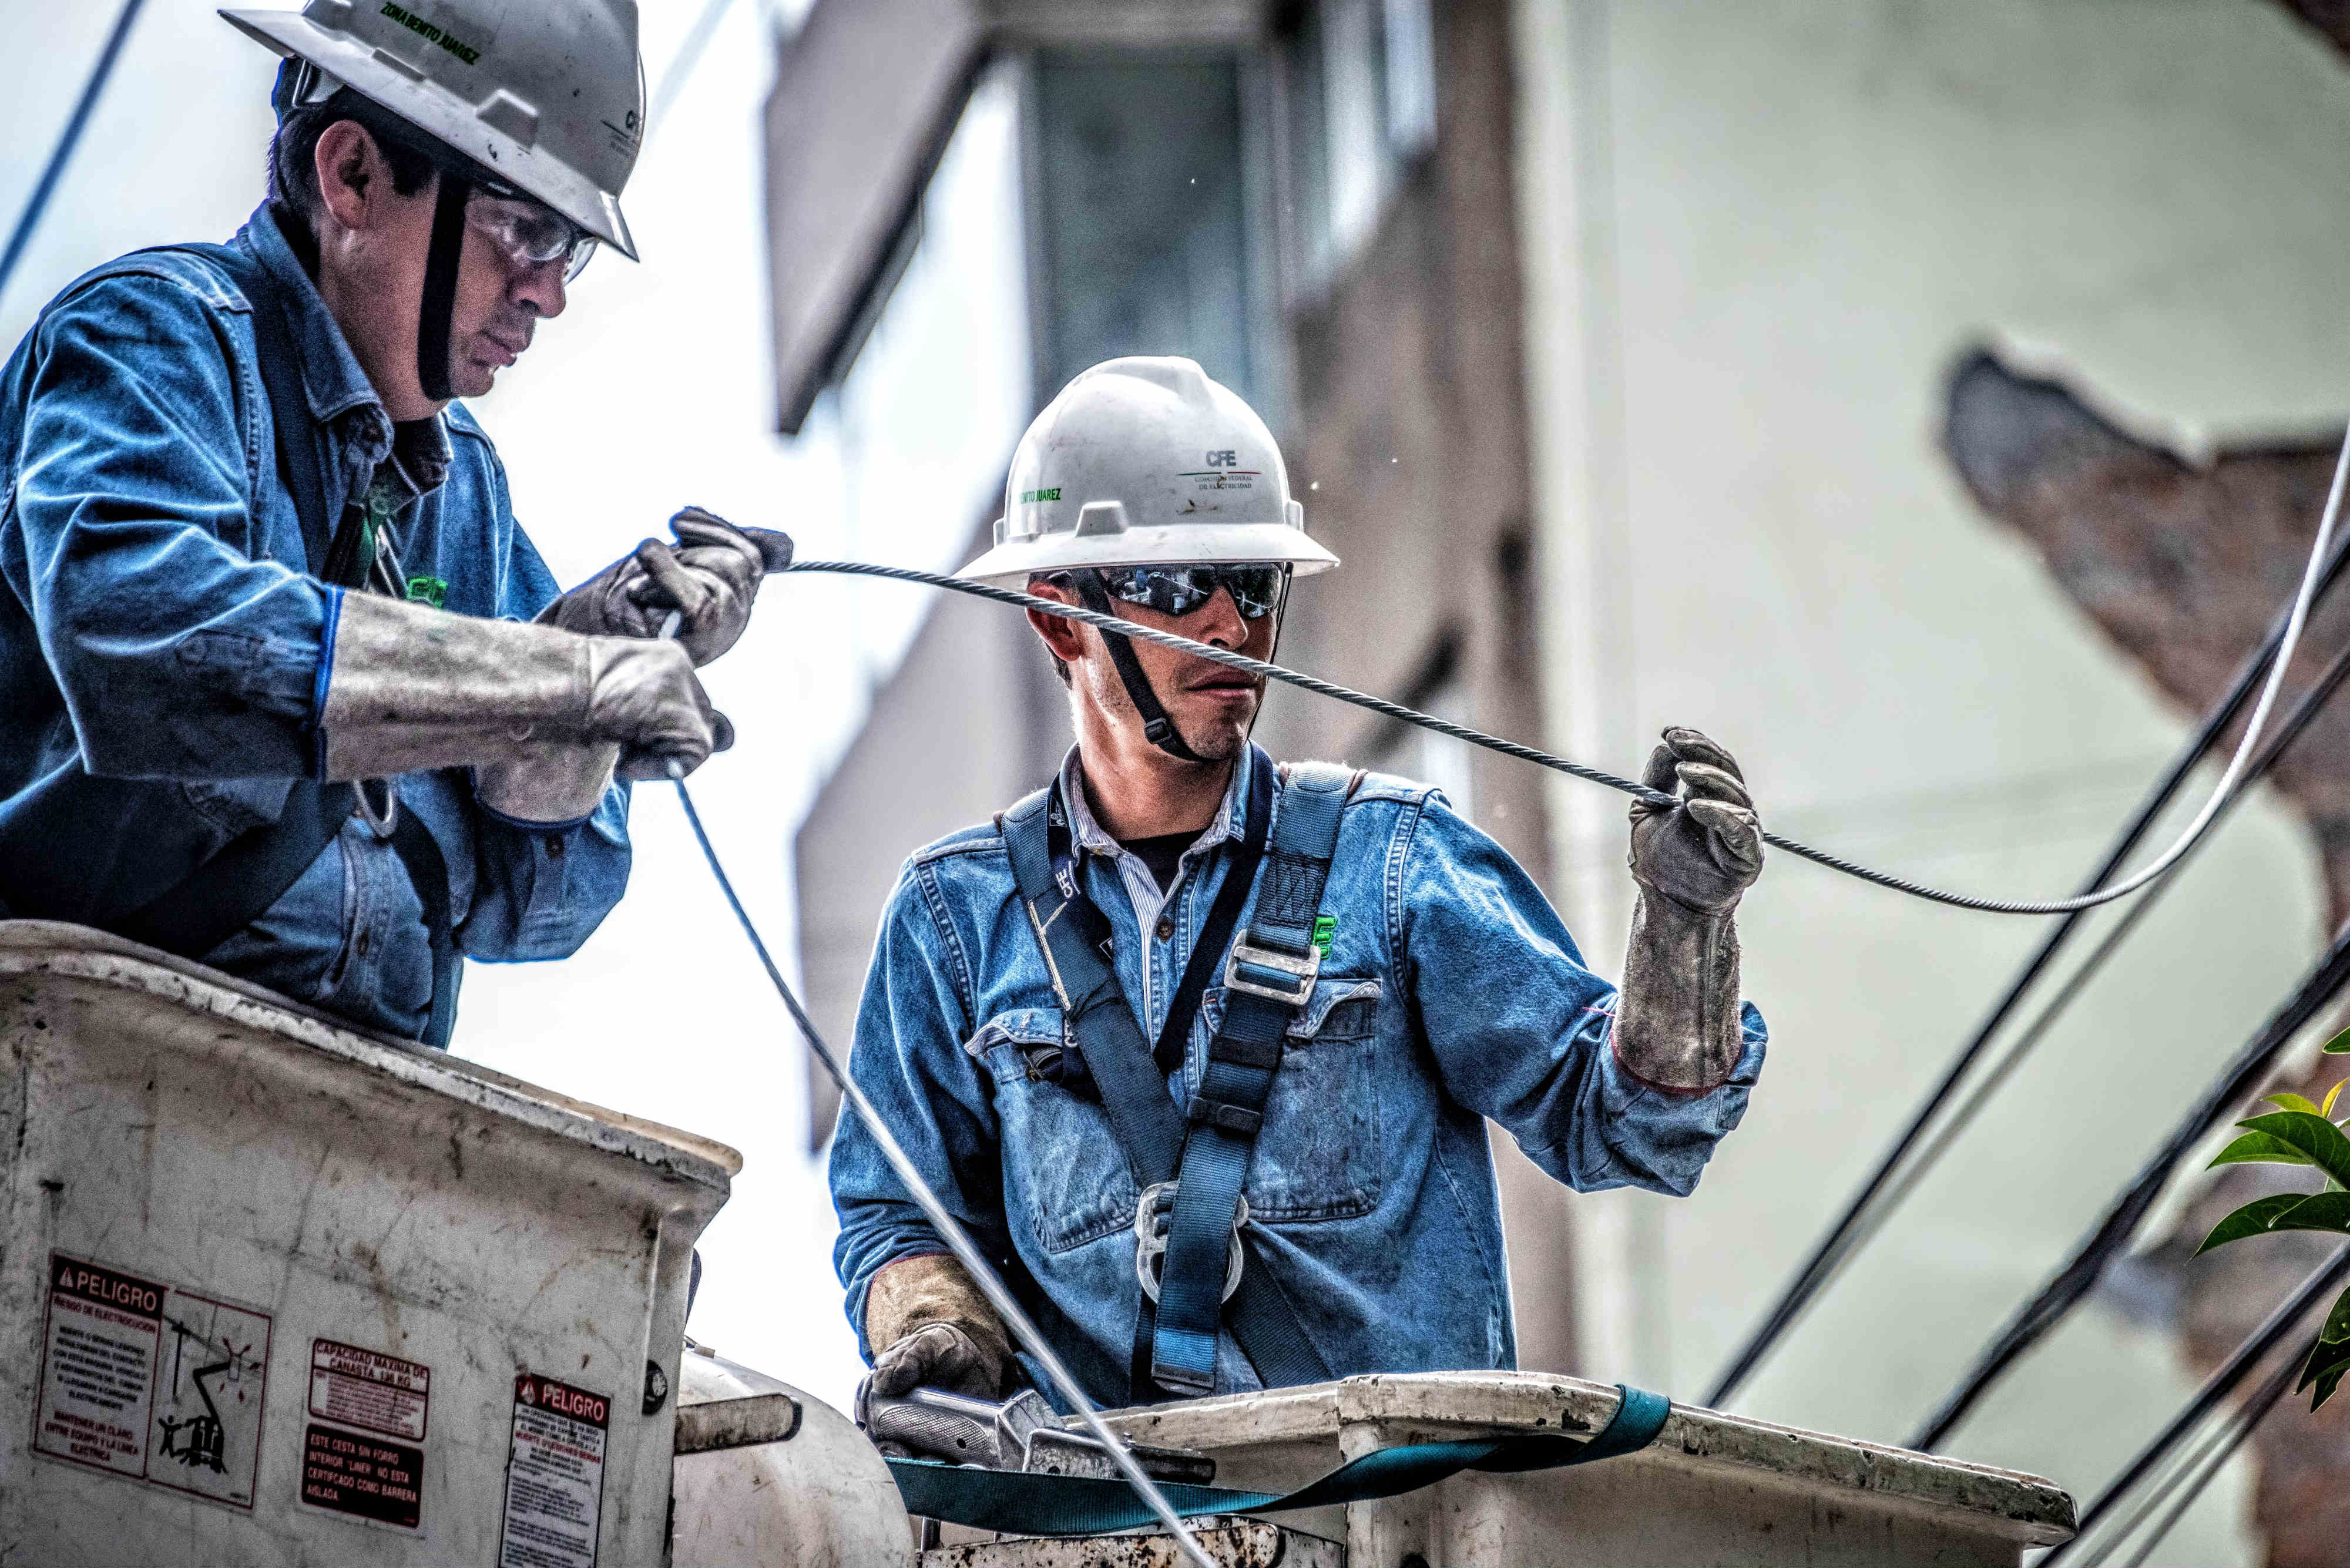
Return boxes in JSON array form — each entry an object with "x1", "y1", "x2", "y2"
[
  {"x1": 1023, "y1": 48, "x2": 1280, "y2": 416},
  {"x1": 1281, "y1": 0, "x2": 1438, "y2": 299}
]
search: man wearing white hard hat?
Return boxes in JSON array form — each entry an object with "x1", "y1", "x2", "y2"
[
  {"x1": 832, "y1": 357, "x2": 1770, "y2": 1408},
  {"x1": 0, "y1": 2, "x2": 787, "y2": 1047}
]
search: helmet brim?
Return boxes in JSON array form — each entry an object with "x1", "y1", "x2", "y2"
[
  {"x1": 221, "y1": 9, "x2": 639, "y2": 260},
  {"x1": 957, "y1": 522, "x2": 1340, "y2": 586}
]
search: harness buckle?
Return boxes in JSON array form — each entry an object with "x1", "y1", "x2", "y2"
[
  {"x1": 1221, "y1": 936, "x2": 1319, "y2": 1004},
  {"x1": 1132, "y1": 1181, "x2": 1248, "y2": 1306}
]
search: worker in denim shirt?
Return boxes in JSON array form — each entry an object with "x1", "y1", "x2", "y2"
[
  {"x1": 0, "y1": 6, "x2": 782, "y2": 1045},
  {"x1": 831, "y1": 358, "x2": 1769, "y2": 1409}
]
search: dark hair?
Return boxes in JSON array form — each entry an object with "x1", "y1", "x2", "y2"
[{"x1": 268, "y1": 88, "x2": 439, "y2": 224}]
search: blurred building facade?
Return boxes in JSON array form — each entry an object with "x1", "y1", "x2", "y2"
[{"x1": 773, "y1": 3, "x2": 2350, "y2": 1558}]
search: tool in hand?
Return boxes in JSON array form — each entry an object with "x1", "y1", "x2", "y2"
[{"x1": 853, "y1": 1382, "x2": 1216, "y2": 1485}]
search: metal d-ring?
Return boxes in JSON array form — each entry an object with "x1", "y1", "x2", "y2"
[{"x1": 1132, "y1": 1181, "x2": 1248, "y2": 1305}]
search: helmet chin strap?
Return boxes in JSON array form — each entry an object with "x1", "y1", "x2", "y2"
[
  {"x1": 415, "y1": 171, "x2": 470, "y2": 404},
  {"x1": 1072, "y1": 570, "x2": 1208, "y2": 764}
]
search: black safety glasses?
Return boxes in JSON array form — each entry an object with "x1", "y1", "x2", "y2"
[{"x1": 1085, "y1": 564, "x2": 1291, "y2": 622}]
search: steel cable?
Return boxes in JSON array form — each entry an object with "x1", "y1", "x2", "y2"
[
  {"x1": 783, "y1": 422, "x2": 2345, "y2": 916},
  {"x1": 0, "y1": 0, "x2": 146, "y2": 300},
  {"x1": 1705, "y1": 629, "x2": 2350, "y2": 1407}
]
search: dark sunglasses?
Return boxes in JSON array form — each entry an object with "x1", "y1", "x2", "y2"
[{"x1": 1079, "y1": 564, "x2": 1291, "y2": 621}]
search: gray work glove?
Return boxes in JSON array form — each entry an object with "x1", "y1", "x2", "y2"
[
  {"x1": 320, "y1": 591, "x2": 731, "y2": 786},
  {"x1": 1617, "y1": 727, "x2": 1764, "y2": 1091},
  {"x1": 540, "y1": 507, "x2": 793, "y2": 667},
  {"x1": 864, "y1": 1254, "x2": 1011, "y2": 1401}
]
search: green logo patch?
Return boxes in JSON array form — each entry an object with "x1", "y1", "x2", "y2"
[
  {"x1": 1019, "y1": 488, "x2": 1062, "y2": 504},
  {"x1": 404, "y1": 575, "x2": 449, "y2": 609},
  {"x1": 1312, "y1": 915, "x2": 1337, "y2": 955}
]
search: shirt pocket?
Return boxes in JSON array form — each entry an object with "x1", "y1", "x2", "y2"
[
  {"x1": 965, "y1": 1007, "x2": 1144, "y2": 1256},
  {"x1": 1201, "y1": 977, "x2": 1385, "y2": 1223}
]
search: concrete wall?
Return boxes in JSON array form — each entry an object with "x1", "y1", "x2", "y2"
[{"x1": 1512, "y1": 0, "x2": 2350, "y2": 1556}]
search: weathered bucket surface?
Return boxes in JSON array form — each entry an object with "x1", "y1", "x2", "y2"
[
  {"x1": 0, "y1": 921, "x2": 738, "y2": 1567},
  {"x1": 1096, "y1": 1372, "x2": 2076, "y2": 1567}
]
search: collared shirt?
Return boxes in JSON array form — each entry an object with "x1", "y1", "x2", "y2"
[
  {"x1": 830, "y1": 747, "x2": 1769, "y2": 1408},
  {"x1": 0, "y1": 201, "x2": 632, "y2": 1040}
]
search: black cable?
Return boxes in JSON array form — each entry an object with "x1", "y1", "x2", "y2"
[
  {"x1": 1908, "y1": 936, "x2": 2350, "y2": 1451},
  {"x1": 0, "y1": 0, "x2": 147, "y2": 298},
  {"x1": 2041, "y1": 1245, "x2": 2350, "y2": 1568},
  {"x1": 1705, "y1": 622, "x2": 2350, "y2": 1406},
  {"x1": 781, "y1": 558, "x2": 2321, "y2": 916},
  {"x1": 2107, "y1": 1351, "x2": 2300, "y2": 1568}
]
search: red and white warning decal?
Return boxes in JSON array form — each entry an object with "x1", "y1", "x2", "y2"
[
  {"x1": 310, "y1": 1338, "x2": 431, "y2": 1442},
  {"x1": 499, "y1": 1371, "x2": 610, "y2": 1568},
  {"x1": 33, "y1": 1251, "x2": 273, "y2": 1509}
]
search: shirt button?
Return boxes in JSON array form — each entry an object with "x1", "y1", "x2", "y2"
[
  {"x1": 355, "y1": 931, "x2": 372, "y2": 957},
  {"x1": 547, "y1": 837, "x2": 566, "y2": 859},
  {"x1": 1156, "y1": 916, "x2": 1174, "y2": 942}
]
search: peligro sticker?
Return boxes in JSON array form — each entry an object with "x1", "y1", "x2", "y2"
[
  {"x1": 498, "y1": 1371, "x2": 611, "y2": 1568},
  {"x1": 32, "y1": 1251, "x2": 273, "y2": 1510}
]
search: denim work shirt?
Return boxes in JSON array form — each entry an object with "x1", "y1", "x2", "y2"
[
  {"x1": 831, "y1": 747, "x2": 1768, "y2": 1407},
  {"x1": 0, "y1": 201, "x2": 631, "y2": 1040}
]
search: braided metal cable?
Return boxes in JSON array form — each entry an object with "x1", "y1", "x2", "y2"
[{"x1": 785, "y1": 560, "x2": 2262, "y2": 915}]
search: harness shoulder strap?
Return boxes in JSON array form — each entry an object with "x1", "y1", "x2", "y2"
[
  {"x1": 999, "y1": 788, "x2": 1184, "y2": 1184},
  {"x1": 1146, "y1": 761, "x2": 1352, "y2": 1397}
]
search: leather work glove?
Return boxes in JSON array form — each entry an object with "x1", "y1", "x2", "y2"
[
  {"x1": 1616, "y1": 727, "x2": 1764, "y2": 1092},
  {"x1": 540, "y1": 507, "x2": 793, "y2": 667},
  {"x1": 320, "y1": 591, "x2": 731, "y2": 789},
  {"x1": 864, "y1": 1253, "x2": 1012, "y2": 1402}
]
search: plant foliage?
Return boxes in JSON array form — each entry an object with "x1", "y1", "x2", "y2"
[{"x1": 2197, "y1": 1082, "x2": 2350, "y2": 1410}]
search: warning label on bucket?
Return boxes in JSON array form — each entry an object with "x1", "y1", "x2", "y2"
[
  {"x1": 301, "y1": 1422, "x2": 425, "y2": 1529},
  {"x1": 498, "y1": 1371, "x2": 610, "y2": 1568},
  {"x1": 310, "y1": 1339, "x2": 431, "y2": 1442},
  {"x1": 32, "y1": 1251, "x2": 273, "y2": 1509}
]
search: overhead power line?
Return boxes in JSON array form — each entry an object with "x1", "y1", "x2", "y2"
[
  {"x1": 1907, "y1": 927, "x2": 2350, "y2": 1451},
  {"x1": 0, "y1": 0, "x2": 147, "y2": 301},
  {"x1": 1706, "y1": 589, "x2": 2350, "y2": 1409},
  {"x1": 2043, "y1": 1245, "x2": 2350, "y2": 1568}
]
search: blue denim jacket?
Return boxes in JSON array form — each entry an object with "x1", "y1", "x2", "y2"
[
  {"x1": 0, "y1": 202, "x2": 632, "y2": 1040},
  {"x1": 831, "y1": 747, "x2": 1767, "y2": 1406}
]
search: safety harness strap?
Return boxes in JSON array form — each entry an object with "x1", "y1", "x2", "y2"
[
  {"x1": 1149, "y1": 761, "x2": 1349, "y2": 1395},
  {"x1": 1001, "y1": 788, "x2": 1186, "y2": 1184},
  {"x1": 886, "y1": 1384, "x2": 1674, "y2": 1537}
]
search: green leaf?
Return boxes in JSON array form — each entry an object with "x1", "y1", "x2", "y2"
[
  {"x1": 2267, "y1": 1092, "x2": 2324, "y2": 1116},
  {"x1": 2210, "y1": 1131, "x2": 2318, "y2": 1170},
  {"x1": 2297, "y1": 1335, "x2": 2350, "y2": 1410},
  {"x1": 2235, "y1": 1112, "x2": 2350, "y2": 1188},
  {"x1": 2324, "y1": 1023, "x2": 2350, "y2": 1055},
  {"x1": 2325, "y1": 1078, "x2": 2346, "y2": 1120},
  {"x1": 2321, "y1": 1287, "x2": 2350, "y2": 1347},
  {"x1": 2270, "y1": 1191, "x2": 2350, "y2": 1234},
  {"x1": 2196, "y1": 1194, "x2": 2308, "y2": 1253}
]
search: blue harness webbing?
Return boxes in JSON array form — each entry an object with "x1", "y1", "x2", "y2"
[
  {"x1": 999, "y1": 750, "x2": 1347, "y2": 1400},
  {"x1": 885, "y1": 1382, "x2": 1673, "y2": 1536}
]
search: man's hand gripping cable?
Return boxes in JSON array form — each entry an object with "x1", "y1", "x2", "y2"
[{"x1": 649, "y1": 612, "x2": 1221, "y2": 1568}]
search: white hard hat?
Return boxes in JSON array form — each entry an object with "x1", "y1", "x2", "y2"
[
  {"x1": 220, "y1": 0, "x2": 644, "y2": 260},
  {"x1": 958, "y1": 357, "x2": 1340, "y2": 585}
]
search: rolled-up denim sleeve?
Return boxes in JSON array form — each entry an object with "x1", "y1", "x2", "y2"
[
  {"x1": 1399, "y1": 791, "x2": 1767, "y2": 1197},
  {"x1": 830, "y1": 862, "x2": 1008, "y2": 1358},
  {"x1": 8, "y1": 276, "x2": 328, "y2": 780}
]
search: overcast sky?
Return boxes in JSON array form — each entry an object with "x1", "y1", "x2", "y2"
[{"x1": 2, "y1": 0, "x2": 1032, "y2": 1415}]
